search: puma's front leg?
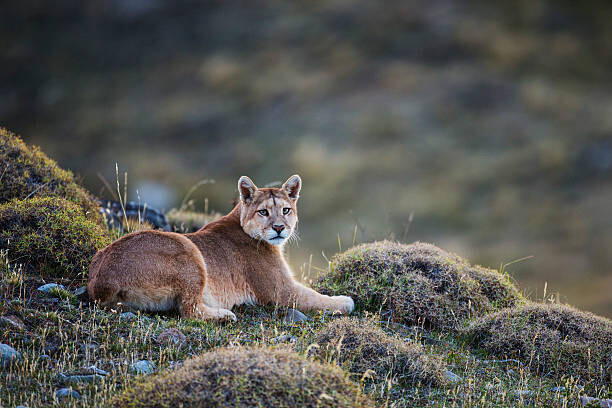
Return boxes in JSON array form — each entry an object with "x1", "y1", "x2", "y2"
[{"x1": 287, "y1": 282, "x2": 354, "y2": 314}]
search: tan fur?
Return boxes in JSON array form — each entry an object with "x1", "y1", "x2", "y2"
[{"x1": 87, "y1": 175, "x2": 354, "y2": 321}]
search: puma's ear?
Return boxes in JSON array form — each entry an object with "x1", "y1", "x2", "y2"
[
  {"x1": 238, "y1": 176, "x2": 257, "y2": 203},
  {"x1": 282, "y1": 174, "x2": 301, "y2": 200}
]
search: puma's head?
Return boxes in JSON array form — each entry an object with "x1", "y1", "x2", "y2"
[{"x1": 238, "y1": 175, "x2": 301, "y2": 246}]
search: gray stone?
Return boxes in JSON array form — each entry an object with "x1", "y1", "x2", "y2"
[
  {"x1": 271, "y1": 334, "x2": 297, "y2": 344},
  {"x1": 54, "y1": 388, "x2": 81, "y2": 400},
  {"x1": 552, "y1": 386, "x2": 565, "y2": 392},
  {"x1": 0, "y1": 315, "x2": 25, "y2": 330},
  {"x1": 131, "y1": 360, "x2": 155, "y2": 375},
  {"x1": 85, "y1": 365, "x2": 109, "y2": 376},
  {"x1": 16, "y1": 405, "x2": 29, "y2": 408},
  {"x1": 284, "y1": 308, "x2": 309, "y2": 323},
  {"x1": 157, "y1": 328, "x2": 186, "y2": 345},
  {"x1": 73, "y1": 286, "x2": 87, "y2": 296},
  {"x1": 120, "y1": 312, "x2": 138, "y2": 320},
  {"x1": 444, "y1": 370, "x2": 461, "y2": 383},
  {"x1": 0, "y1": 343, "x2": 22, "y2": 368},
  {"x1": 63, "y1": 374, "x2": 105, "y2": 384},
  {"x1": 515, "y1": 390, "x2": 531, "y2": 398},
  {"x1": 579, "y1": 396, "x2": 612, "y2": 408},
  {"x1": 37, "y1": 283, "x2": 66, "y2": 293}
]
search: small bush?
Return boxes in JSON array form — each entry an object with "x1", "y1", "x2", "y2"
[
  {"x1": 316, "y1": 317, "x2": 447, "y2": 387},
  {"x1": 114, "y1": 346, "x2": 373, "y2": 408},
  {"x1": 464, "y1": 302, "x2": 612, "y2": 385},
  {"x1": 0, "y1": 128, "x2": 100, "y2": 220},
  {"x1": 165, "y1": 208, "x2": 222, "y2": 232},
  {"x1": 0, "y1": 197, "x2": 111, "y2": 280},
  {"x1": 314, "y1": 241, "x2": 520, "y2": 330}
]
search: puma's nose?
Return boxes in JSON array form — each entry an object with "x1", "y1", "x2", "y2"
[{"x1": 272, "y1": 225, "x2": 285, "y2": 234}]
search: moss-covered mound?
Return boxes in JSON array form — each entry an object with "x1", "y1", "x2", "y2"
[
  {"x1": 464, "y1": 303, "x2": 612, "y2": 385},
  {"x1": 0, "y1": 197, "x2": 111, "y2": 279},
  {"x1": 0, "y1": 128, "x2": 99, "y2": 219},
  {"x1": 314, "y1": 241, "x2": 520, "y2": 330},
  {"x1": 114, "y1": 347, "x2": 373, "y2": 408},
  {"x1": 316, "y1": 317, "x2": 447, "y2": 387}
]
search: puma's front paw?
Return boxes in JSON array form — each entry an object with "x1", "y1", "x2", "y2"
[
  {"x1": 217, "y1": 308, "x2": 238, "y2": 322},
  {"x1": 331, "y1": 295, "x2": 354, "y2": 314}
]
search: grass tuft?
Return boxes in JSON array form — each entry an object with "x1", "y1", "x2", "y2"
[
  {"x1": 464, "y1": 302, "x2": 612, "y2": 386},
  {"x1": 0, "y1": 197, "x2": 111, "y2": 280},
  {"x1": 113, "y1": 346, "x2": 373, "y2": 408},
  {"x1": 316, "y1": 316, "x2": 447, "y2": 389},
  {"x1": 314, "y1": 241, "x2": 521, "y2": 330}
]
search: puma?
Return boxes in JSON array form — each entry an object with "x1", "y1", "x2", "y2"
[{"x1": 87, "y1": 175, "x2": 354, "y2": 321}]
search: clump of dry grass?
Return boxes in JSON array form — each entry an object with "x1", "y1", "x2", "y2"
[
  {"x1": 0, "y1": 197, "x2": 111, "y2": 280},
  {"x1": 464, "y1": 302, "x2": 612, "y2": 385},
  {"x1": 314, "y1": 241, "x2": 521, "y2": 330},
  {"x1": 165, "y1": 208, "x2": 222, "y2": 233},
  {"x1": 316, "y1": 317, "x2": 447, "y2": 387},
  {"x1": 114, "y1": 346, "x2": 373, "y2": 408},
  {"x1": 0, "y1": 128, "x2": 100, "y2": 222}
]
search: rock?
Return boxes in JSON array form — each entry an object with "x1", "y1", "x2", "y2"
[
  {"x1": 552, "y1": 386, "x2": 565, "y2": 392},
  {"x1": 0, "y1": 315, "x2": 25, "y2": 330},
  {"x1": 157, "y1": 328, "x2": 186, "y2": 345},
  {"x1": 85, "y1": 365, "x2": 109, "y2": 376},
  {"x1": 515, "y1": 390, "x2": 531, "y2": 398},
  {"x1": 284, "y1": 308, "x2": 309, "y2": 323},
  {"x1": 54, "y1": 388, "x2": 80, "y2": 400},
  {"x1": 271, "y1": 334, "x2": 297, "y2": 344},
  {"x1": 15, "y1": 405, "x2": 28, "y2": 408},
  {"x1": 579, "y1": 396, "x2": 612, "y2": 408},
  {"x1": 37, "y1": 283, "x2": 65, "y2": 293},
  {"x1": 120, "y1": 312, "x2": 138, "y2": 321},
  {"x1": 73, "y1": 286, "x2": 87, "y2": 297},
  {"x1": 80, "y1": 343, "x2": 99, "y2": 355},
  {"x1": 0, "y1": 343, "x2": 22, "y2": 368},
  {"x1": 444, "y1": 370, "x2": 461, "y2": 383},
  {"x1": 131, "y1": 360, "x2": 155, "y2": 375},
  {"x1": 62, "y1": 373, "x2": 105, "y2": 384}
]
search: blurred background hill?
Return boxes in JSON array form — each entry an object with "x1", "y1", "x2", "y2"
[{"x1": 1, "y1": 0, "x2": 611, "y2": 316}]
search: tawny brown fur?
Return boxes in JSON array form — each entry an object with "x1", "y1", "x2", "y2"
[{"x1": 87, "y1": 175, "x2": 354, "y2": 321}]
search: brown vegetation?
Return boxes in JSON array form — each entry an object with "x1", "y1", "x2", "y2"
[
  {"x1": 315, "y1": 241, "x2": 521, "y2": 330},
  {"x1": 114, "y1": 346, "x2": 373, "y2": 408}
]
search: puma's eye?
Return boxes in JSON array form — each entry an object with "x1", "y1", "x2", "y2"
[
  {"x1": 258, "y1": 209, "x2": 269, "y2": 216},
  {"x1": 282, "y1": 207, "x2": 291, "y2": 215}
]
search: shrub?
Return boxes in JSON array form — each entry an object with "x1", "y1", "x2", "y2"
[
  {"x1": 464, "y1": 302, "x2": 612, "y2": 385},
  {"x1": 314, "y1": 241, "x2": 520, "y2": 330},
  {"x1": 0, "y1": 128, "x2": 100, "y2": 220},
  {"x1": 114, "y1": 346, "x2": 373, "y2": 408},
  {"x1": 165, "y1": 208, "x2": 222, "y2": 233},
  {"x1": 316, "y1": 317, "x2": 447, "y2": 387},
  {"x1": 0, "y1": 197, "x2": 111, "y2": 280}
]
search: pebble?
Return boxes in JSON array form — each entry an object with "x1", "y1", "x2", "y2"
[
  {"x1": 0, "y1": 315, "x2": 25, "y2": 330},
  {"x1": 73, "y1": 286, "x2": 87, "y2": 297},
  {"x1": 85, "y1": 365, "x2": 109, "y2": 376},
  {"x1": 284, "y1": 308, "x2": 309, "y2": 323},
  {"x1": 271, "y1": 334, "x2": 297, "y2": 344},
  {"x1": 0, "y1": 343, "x2": 22, "y2": 368},
  {"x1": 579, "y1": 396, "x2": 612, "y2": 408},
  {"x1": 515, "y1": 390, "x2": 531, "y2": 398},
  {"x1": 60, "y1": 373, "x2": 105, "y2": 384},
  {"x1": 54, "y1": 388, "x2": 81, "y2": 400},
  {"x1": 15, "y1": 405, "x2": 28, "y2": 408},
  {"x1": 157, "y1": 328, "x2": 186, "y2": 345},
  {"x1": 552, "y1": 386, "x2": 565, "y2": 392},
  {"x1": 37, "y1": 283, "x2": 65, "y2": 293},
  {"x1": 444, "y1": 370, "x2": 461, "y2": 383},
  {"x1": 119, "y1": 312, "x2": 138, "y2": 320},
  {"x1": 131, "y1": 360, "x2": 155, "y2": 375}
]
